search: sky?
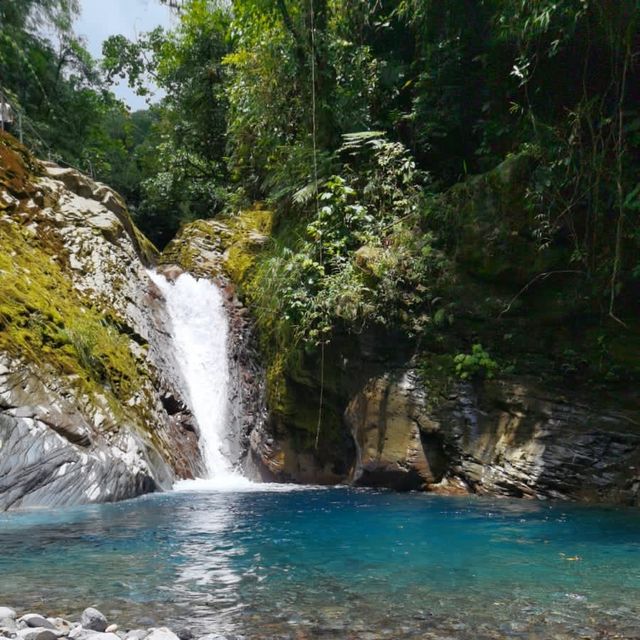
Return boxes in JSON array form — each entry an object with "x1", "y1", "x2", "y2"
[{"x1": 74, "y1": 0, "x2": 176, "y2": 111}]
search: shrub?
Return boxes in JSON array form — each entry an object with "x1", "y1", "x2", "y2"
[{"x1": 454, "y1": 344, "x2": 498, "y2": 380}]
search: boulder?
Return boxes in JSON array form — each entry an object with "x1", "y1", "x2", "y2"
[
  {"x1": 144, "y1": 629, "x2": 180, "y2": 640},
  {"x1": 80, "y1": 609, "x2": 107, "y2": 633},
  {"x1": 122, "y1": 631, "x2": 148, "y2": 640},
  {"x1": 17, "y1": 629, "x2": 58, "y2": 640},
  {"x1": 0, "y1": 612, "x2": 16, "y2": 622},
  {"x1": 18, "y1": 618, "x2": 54, "y2": 631},
  {"x1": 346, "y1": 371, "x2": 446, "y2": 491}
]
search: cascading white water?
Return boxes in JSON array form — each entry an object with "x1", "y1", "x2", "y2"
[
  {"x1": 148, "y1": 270, "x2": 253, "y2": 489},
  {"x1": 148, "y1": 269, "x2": 314, "y2": 494}
]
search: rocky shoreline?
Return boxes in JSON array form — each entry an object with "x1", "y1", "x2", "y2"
[{"x1": 0, "y1": 608, "x2": 227, "y2": 640}]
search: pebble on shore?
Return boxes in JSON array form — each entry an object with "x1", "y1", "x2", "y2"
[{"x1": 0, "y1": 609, "x2": 220, "y2": 640}]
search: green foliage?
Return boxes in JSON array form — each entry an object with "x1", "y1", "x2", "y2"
[
  {"x1": 6, "y1": 0, "x2": 640, "y2": 392},
  {"x1": 102, "y1": 0, "x2": 231, "y2": 246},
  {"x1": 454, "y1": 345, "x2": 498, "y2": 381},
  {"x1": 0, "y1": 0, "x2": 134, "y2": 177},
  {"x1": 235, "y1": 134, "x2": 448, "y2": 353}
]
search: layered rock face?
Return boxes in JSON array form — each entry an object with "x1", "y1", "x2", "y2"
[
  {"x1": 0, "y1": 133, "x2": 202, "y2": 510},
  {"x1": 165, "y1": 206, "x2": 640, "y2": 506},
  {"x1": 346, "y1": 370, "x2": 640, "y2": 504}
]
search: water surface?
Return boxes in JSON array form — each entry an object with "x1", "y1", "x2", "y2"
[{"x1": 1, "y1": 488, "x2": 639, "y2": 639}]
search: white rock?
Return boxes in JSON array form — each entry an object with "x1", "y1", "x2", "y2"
[
  {"x1": 0, "y1": 612, "x2": 16, "y2": 622},
  {"x1": 145, "y1": 629, "x2": 180, "y2": 640},
  {"x1": 83, "y1": 634, "x2": 119, "y2": 640},
  {"x1": 19, "y1": 618, "x2": 54, "y2": 631},
  {"x1": 104, "y1": 627, "x2": 117, "y2": 634},
  {"x1": 46, "y1": 620, "x2": 71, "y2": 634},
  {"x1": 69, "y1": 631, "x2": 118, "y2": 640},
  {"x1": 17, "y1": 628, "x2": 58, "y2": 640},
  {"x1": 79, "y1": 610, "x2": 107, "y2": 634}
]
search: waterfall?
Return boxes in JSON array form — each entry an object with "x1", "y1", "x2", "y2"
[{"x1": 148, "y1": 270, "x2": 253, "y2": 489}]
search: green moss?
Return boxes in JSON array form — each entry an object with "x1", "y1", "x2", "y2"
[
  {"x1": 0, "y1": 220, "x2": 143, "y2": 412},
  {"x1": 222, "y1": 205, "x2": 274, "y2": 284},
  {"x1": 132, "y1": 226, "x2": 160, "y2": 265},
  {"x1": 434, "y1": 151, "x2": 558, "y2": 285}
]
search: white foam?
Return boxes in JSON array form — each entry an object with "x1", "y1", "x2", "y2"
[
  {"x1": 173, "y1": 477, "x2": 327, "y2": 493},
  {"x1": 148, "y1": 270, "x2": 337, "y2": 494},
  {"x1": 149, "y1": 270, "x2": 244, "y2": 481}
]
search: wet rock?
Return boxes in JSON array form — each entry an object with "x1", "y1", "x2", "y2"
[
  {"x1": 145, "y1": 629, "x2": 180, "y2": 640},
  {"x1": 346, "y1": 371, "x2": 446, "y2": 491},
  {"x1": 16, "y1": 628, "x2": 58, "y2": 640},
  {"x1": 345, "y1": 368, "x2": 640, "y2": 504},
  {"x1": 80, "y1": 609, "x2": 108, "y2": 633},
  {"x1": 18, "y1": 618, "x2": 55, "y2": 631},
  {"x1": 123, "y1": 630, "x2": 148, "y2": 640}
]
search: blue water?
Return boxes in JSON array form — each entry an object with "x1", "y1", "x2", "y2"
[{"x1": 1, "y1": 488, "x2": 639, "y2": 639}]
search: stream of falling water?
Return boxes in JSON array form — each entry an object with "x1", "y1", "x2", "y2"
[{"x1": 147, "y1": 270, "x2": 256, "y2": 490}]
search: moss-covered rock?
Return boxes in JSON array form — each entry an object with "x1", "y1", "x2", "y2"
[
  {"x1": 437, "y1": 151, "x2": 554, "y2": 284},
  {"x1": 0, "y1": 132, "x2": 202, "y2": 510}
]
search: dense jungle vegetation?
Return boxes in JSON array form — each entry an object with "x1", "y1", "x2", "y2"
[{"x1": 2, "y1": 0, "x2": 639, "y2": 392}]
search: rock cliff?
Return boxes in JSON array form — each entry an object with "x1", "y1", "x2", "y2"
[
  {"x1": 0, "y1": 132, "x2": 202, "y2": 510},
  {"x1": 346, "y1": 369, "x2": 640, "y2": 504},
  {"x1": 165, "y1": 200, "x2": 640, "y2": 506}
]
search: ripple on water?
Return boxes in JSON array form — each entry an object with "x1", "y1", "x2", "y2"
[{"x1": 0, "y1": 488, "x2": 639, "y2": 639}]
